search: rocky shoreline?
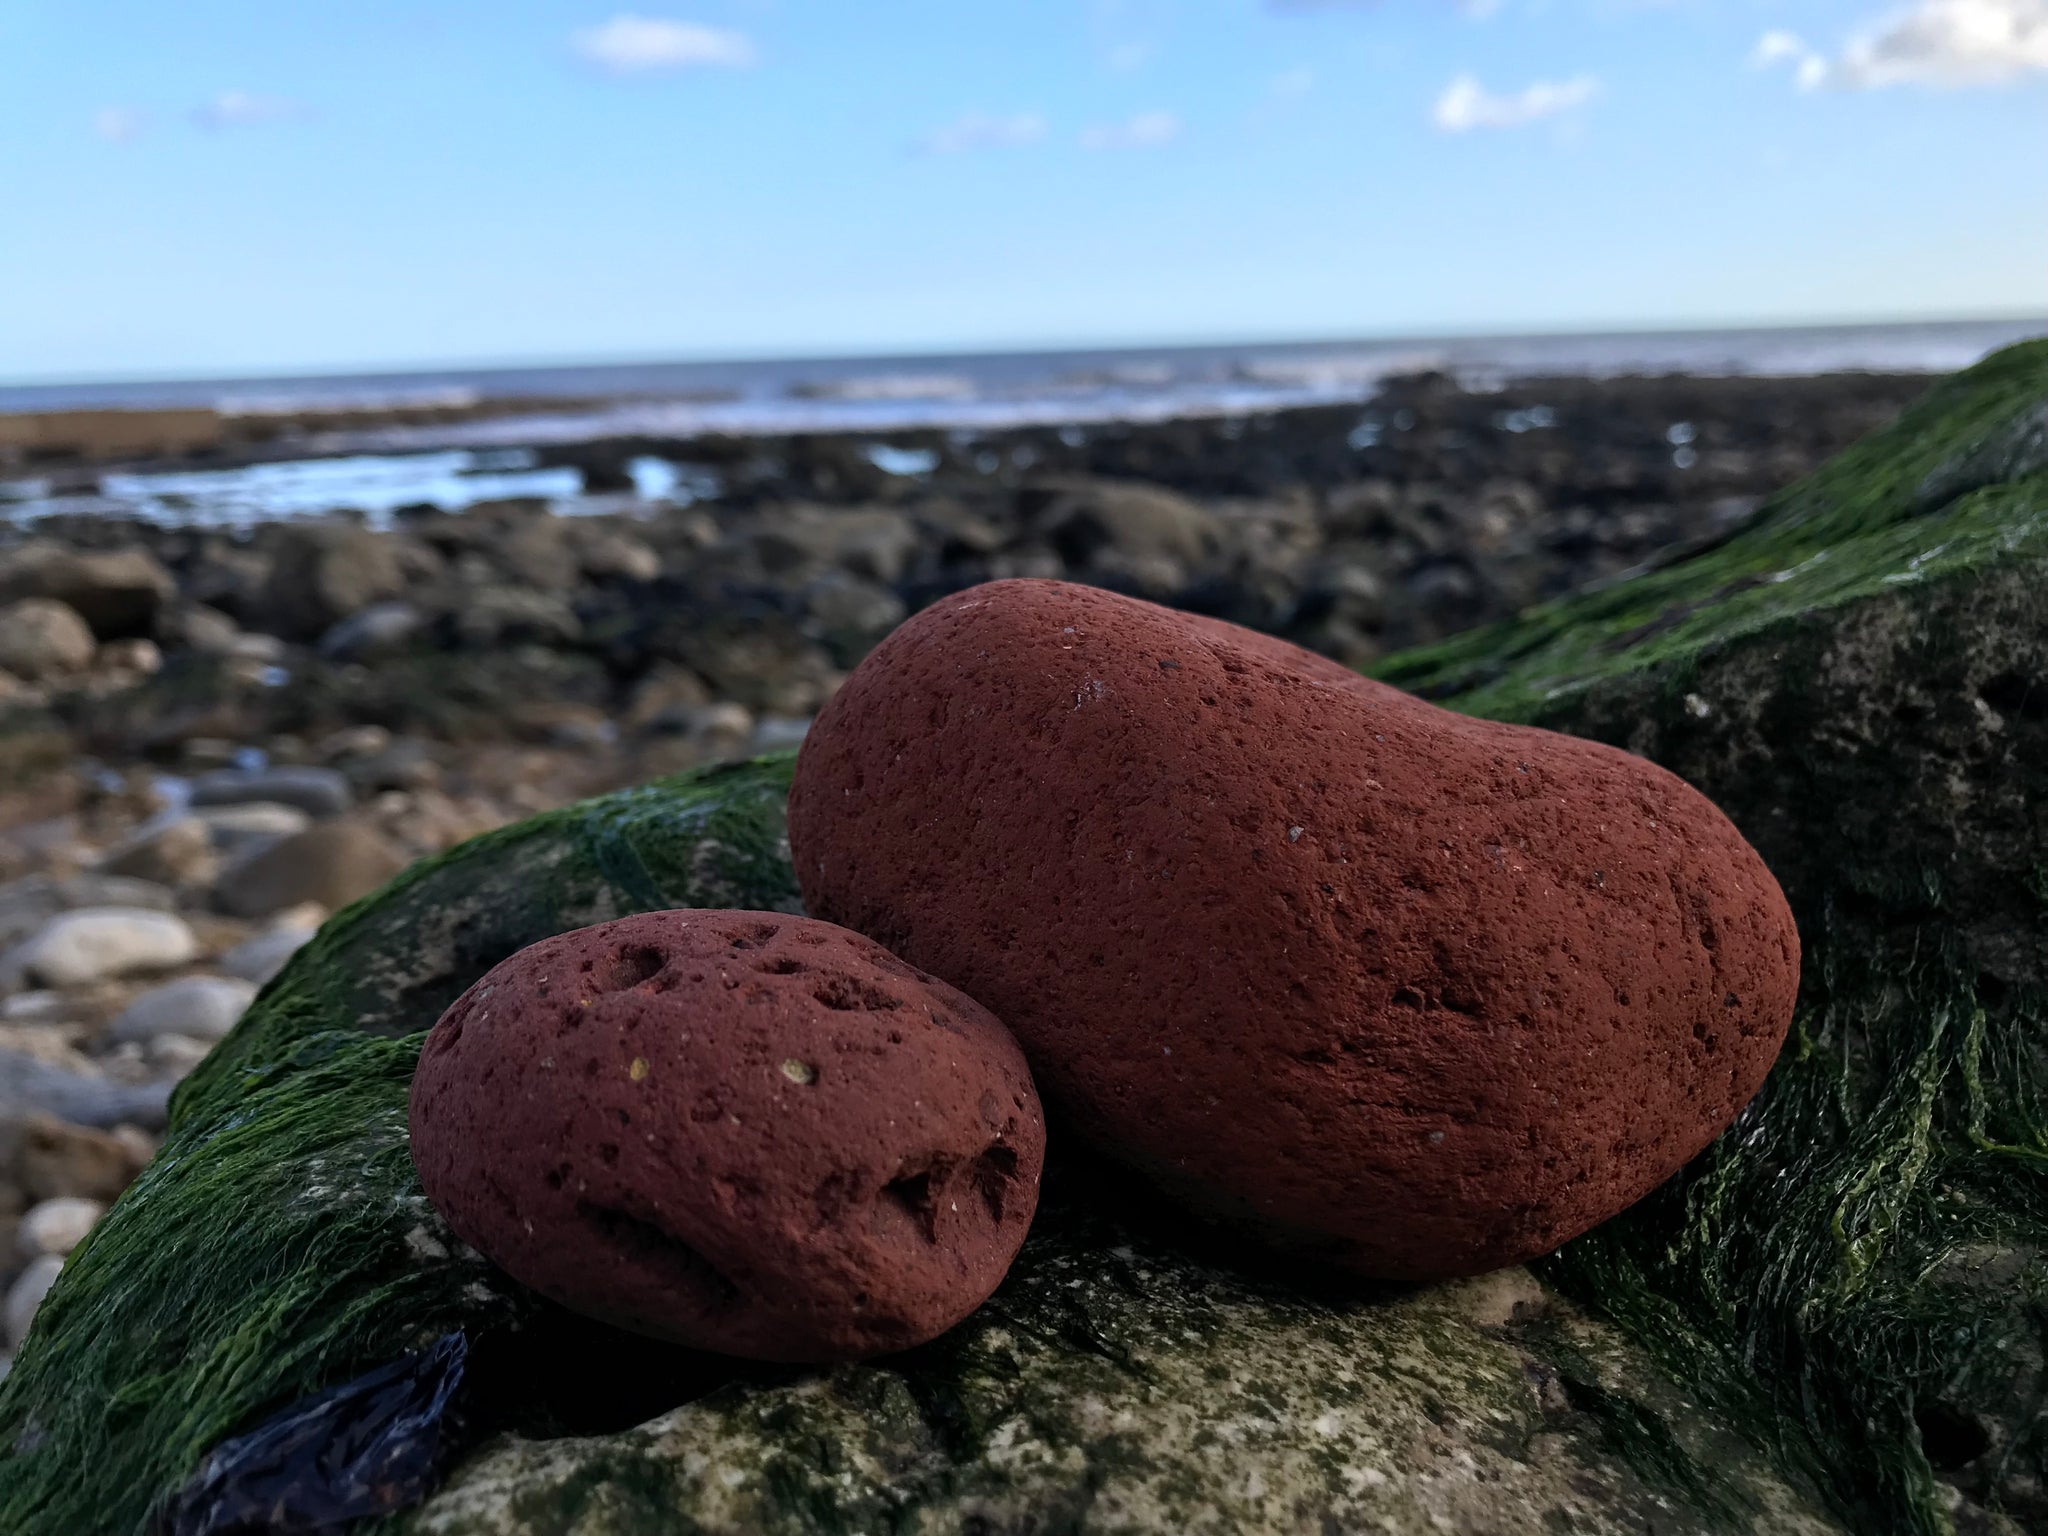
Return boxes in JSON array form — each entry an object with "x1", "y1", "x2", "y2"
[{"x1": 0, "y1": 359, "x2": 2023, "y2": 1535}]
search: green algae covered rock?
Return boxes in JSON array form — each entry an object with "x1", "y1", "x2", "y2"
[{"x1": 1, "y1": 338, "x2": 2045, "y2": 1536}]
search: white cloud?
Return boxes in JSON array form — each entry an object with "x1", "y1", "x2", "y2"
[
  {"x1": 1756, "y1": 0, "x2": 2048, "y2": 90},
  {"x1": 915, "y1": 112, "x2": 1049, "y2": 155},
  {"x1": 1078, "y1": 109, "x2": 1183, "y2": 149},
  {"x1": 1752, "y1": 30, "x2": 1809, "y2": 67},
  {"x1": 1432, "y1": 72, "x2": 1598, "y2": 131},
  {"x1": 94, "y1": 107, "x2": 145, "y2": 144},
  {"x1": 572, "y1": 15, "x2": 757, "y2": 75},
  {"x1": 191, "y1": 92, "x2": 310, "y2": 129}
]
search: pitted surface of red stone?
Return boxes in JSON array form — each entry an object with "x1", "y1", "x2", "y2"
[
  {"x1": 787, "y1": 579, "x2": 1800, "y2": 1280},
  {"x1": 408, "y1": 910, "x2": 1044, "y2": 1361}
]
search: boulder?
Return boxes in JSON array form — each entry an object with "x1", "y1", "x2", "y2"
[
  {"x1": 3, "y1": 907, "x2": 196, "y2": 989},
  {"x1": 190, "y1": 800, "x2": 313, "y2": 858},
  {"x1": 0, "y1": 544, "x2": 174, "y2": 638},
  {"x1": 214, "y1": 912, "x2": 320, "y2": 985},
  {"x1": 188, "y1": 766, "x2": 352, "y2": 820},
  {"x1": 0, "y1": 600, "x2": 95, "y2": 682},
  {"x1": 211, "y1": 820, "x2": 407, "y2": 919},
  {"x1": 0, "y1": 874, "x2": 177, "y2": 952},
  {"x1": 1025, "y1": 476, "x2": 1222, "y2": 593},
  {"x1": 411, "y1": 911, "x2": 1043, "y2": 1361},
  {"x1": 7, "y1": 1114, "x2": 151, "y2": 1204},
  {"x1": 0, "y1": 1049, "x2": 171, "y2": 1130},
  {"x1": 14, "y1": 1198, "x2": 102, "y2": 1261},
  {"x1": 790, "y1": 579, "x2": 1797, "y2": 1280},
  {"x1": 107, "y1": 976, "x2": 256, "y2": 1045},
  {"x1": 318, "y1": 600, "x2": 426, "y2": 662},
  {"x1": 259, "y1": 524, "x2": 408, "y2": 640},
  {"x1": 4, "y1": 1257, "x2": 60, "y2": 1351},
  {"x1": 97, "y1": 816, "x2": 219, "y2": 888}
]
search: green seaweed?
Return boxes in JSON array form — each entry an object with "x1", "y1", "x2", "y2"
[{"x1": 1376, "y1": 338, "x2": 2048, "y2": 721}]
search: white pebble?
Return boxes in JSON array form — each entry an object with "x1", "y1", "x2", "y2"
[
  {"x1": 5, "y1": 1255, "x2": 63, "y2": 1349},
  {"x1": 108, "y1": 975, "x2": 256, "y2": 1044},
  {"x1": 5, "y1": 908, "x2": 197, "y2": 989},
  {"x1": 16, "y1": 1197, "x2": 104, "y2": 1260}
]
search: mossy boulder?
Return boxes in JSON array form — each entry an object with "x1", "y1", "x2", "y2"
[{"x1": 1, "y1": 338, "x2": 2045, "y2": 1535}]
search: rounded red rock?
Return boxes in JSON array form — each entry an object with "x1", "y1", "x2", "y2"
[
  {"x1": 787, "y1": 579, "x2": 1799, "y2": 1281},
  {"x1": 408, "y1": 909, "x2": 1045, "y2": 1361}
]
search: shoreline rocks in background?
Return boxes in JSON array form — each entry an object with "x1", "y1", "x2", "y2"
[{"x1": 0, "y1": 351, "x2": 2042, "y2": 1533}]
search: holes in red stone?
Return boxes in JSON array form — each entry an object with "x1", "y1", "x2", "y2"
[
  {"x1": 758, "y1": 956, "x2": 807, "y2": 976},
  {"x1": 1724, "y1": 992, "x2": 1740, "y2": 1008},
  {"x1": 972, "y1": 1145, "x2": 1020, "y2": 1223},
  {"x1": 577, "y1": 1201, "x2": 738, "y2": 1308},
  {"x1": 1438, "y1": 985, "x2": 1483, "y2": 1018},
  {"x1": 723, "y1": 922, "x2": 783, "y2": 952},
  {"x1": 813, "y1": 977, "x2": 903, "y2": 1012},
  {"x1": 1391, "y1": 987, "x2": 1427, "y2": 1011},
  {"x1": 881, "y1": 1167, "x2": 943, "y2": 1243},
  {"x1": 600, "y1": 1143, "x2": 620, "y2": 1166},
  {"x1": 545, "y1": 1163, "x2": 571, "y2": 1191},
  {"x1": 594, "y1": 946, "x2": 666, "y2": 992}
]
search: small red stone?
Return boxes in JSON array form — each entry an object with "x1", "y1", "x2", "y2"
[
  {"x1": 787, "y1": 579, "x2": 1800, "y2": 1281},
  {"x1": 408, "y1": 910, "x2": 1044, "y2": 1361}
]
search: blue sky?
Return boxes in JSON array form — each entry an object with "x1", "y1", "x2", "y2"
[{"x1": 1, "y1": 0, "x2": 2043, "y2": 382}]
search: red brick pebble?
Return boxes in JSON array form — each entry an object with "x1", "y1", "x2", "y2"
[
  {"x1": 788, "y1": 579, "x2": 1799, "y2": 1280},
  {"x1": 409, "y1": 909, "x2": 1044, "y2": 1360}
]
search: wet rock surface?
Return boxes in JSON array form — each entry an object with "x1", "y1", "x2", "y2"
[{"x1": 411, "y1": 910, "x2": 1044, "y2": 1361}]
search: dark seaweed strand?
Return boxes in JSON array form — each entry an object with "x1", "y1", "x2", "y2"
[
  {"x1": 1379, "y1": 340, "x2": 2048, "y2": 1534},
  {"x1": 0, "y1": 757, "x2": 800, "y2": 1536}
]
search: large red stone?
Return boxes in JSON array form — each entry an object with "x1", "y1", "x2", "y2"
[
  {"x1": 787, "y1": 579, "x2": 1799, "y2": 1280},
  {"x1": 409, "y1": 910, "x2": 1044, "y2": 1361}
]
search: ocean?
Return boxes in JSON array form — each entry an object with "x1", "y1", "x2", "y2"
[{"x1": 3, "y1": 318, "x2": 2040, "y2": 528}]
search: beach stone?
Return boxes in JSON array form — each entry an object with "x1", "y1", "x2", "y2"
[
  {"x1": 0, "y1": 1049, "x2": 172, "y2": 1130},
  {"x1": 211, "y1": 821, "x2": 406, "y2": 919},
  {"x1": 5, "y1": 1256, "x2": 62, "y2": 1350},
  {"x1": 409, "y1": 909, "x2": 1044, "y2": 1362},
  {"x1": 0, "y1": 875, "x2": 177, "y2": 953},
  {"x1": 106, "y1": 976, "x2": 256, "y2": 1045},
  {"x1": 143, "y1": 1033, "x2": 213, "y2": 1079},
  {"x1": 789, "y1": 578, "x2": 1800, "y2": 1281},
  {"x1": 317, "y1": 600, "x2": 426, "y2": 662},
  {"x1": 15, "y1": 1197, "x2": 103, "y2": 1260},
  {"x1": 0, "y1": 544, "x2": 174, "y2": 638},
  {"x1": 10, "y1": 1114, "x2": 151, "y2": 1203},
  {"x1": 5, "y1": 908, "x2": 197, "y2": 990},
  {"x1": 260, "y1": 525, "x2": 407, "y2": 639},
  {"x1": 191, "y1": 801, "x2": 312, "y2": 858},
  {"x1": 97, "y1": 817, "x2": 219, "y2": 889},
  {"x1": 0, "y1": 599, "x2": 95, "y2": 682},
  {"x1": 188, "y1": 766, "x2": 352, "y2": 820},
  {"x1": 216, "y1": 911, "x2": 321, "y2": 985}
]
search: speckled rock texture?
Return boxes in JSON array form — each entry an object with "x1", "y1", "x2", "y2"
[
  {"x1": 789, "y1": 579, "x2": 1798, "y2": 1281},
  {"x1": 409, "y1": 908, "x2": 1044, "y2": 1362}
]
